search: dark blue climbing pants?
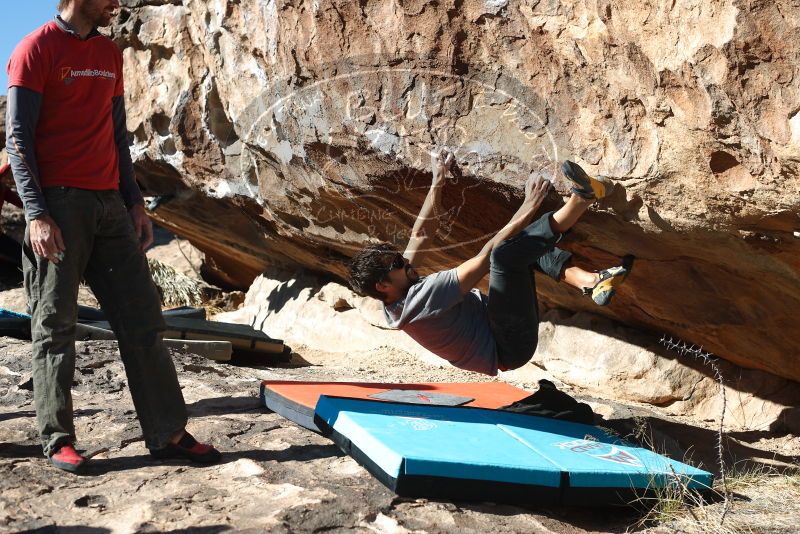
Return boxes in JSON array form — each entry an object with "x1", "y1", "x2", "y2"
[{"x1": 488, "y1": 211, "x2": 572, "y2": 370}]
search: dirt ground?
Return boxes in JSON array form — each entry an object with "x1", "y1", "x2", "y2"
[
  {"x1": 1, "y1": 334, "x2": 798, "y2": 534},
  {"x1": 1, "y1": 228, "x2": 797, "y2": 533}
]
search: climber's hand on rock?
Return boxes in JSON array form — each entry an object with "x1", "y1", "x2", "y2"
[
  {"x1": 431, "y1": 148, "x2": 454, "y2": 185},
  {"x1": 523, "y1": 173, "x2": 552, "y2": 212}
]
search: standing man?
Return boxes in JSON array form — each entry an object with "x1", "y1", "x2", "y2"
[{"x1": 5, "y1": 0, "x2": 220, "y2": 472}]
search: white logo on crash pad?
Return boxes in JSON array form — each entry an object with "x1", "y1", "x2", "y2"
[
  {"x1": 554, "y1": 439, "x2": 643, "y2": 467},
  {"x1": 396, "y1": 417, "x2": 437, "y2": 431}
]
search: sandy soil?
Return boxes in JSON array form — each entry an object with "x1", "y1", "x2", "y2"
[{"x1": 1, "y1": 334, "x2": 798, "y2": 533}]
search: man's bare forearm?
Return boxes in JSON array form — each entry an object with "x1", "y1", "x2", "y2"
[
  {"x1": 409, "y1": 182, "x2": 442, "y2": 248},
  {"x1": 409, "y1": 183, "x2": 443, "y2": 239},
  {"x1": 478, "y1": 199, "x2": 538, "y2": 258},
  {"x1": 457, "y1": 200, "x2": 539, "y2": 291},
  {"x1": 455, "y1": 175, "x2": 552, "y2": 294},
  {"x1": 403, "y1": 183, "x2": 443, "y2": 265},
  {"x1": 404, "y1": 150, "x2": 452, "y2": 265}
]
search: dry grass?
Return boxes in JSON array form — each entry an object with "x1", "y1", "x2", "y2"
[
  {"x1": 147, "y1": 258, "x2": 206, "y2": 307},
  {"x1": 635, "y1": 462, "x2": 800, "y2": 533}
]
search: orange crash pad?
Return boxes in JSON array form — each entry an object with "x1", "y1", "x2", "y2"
[{"x1": 260, "y1": 380, "x2": 532, "y2": 432}]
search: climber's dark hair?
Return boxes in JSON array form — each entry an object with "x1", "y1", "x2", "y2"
[{"x1": 348, "y1": 242, "x2": 399, "y2": 301}]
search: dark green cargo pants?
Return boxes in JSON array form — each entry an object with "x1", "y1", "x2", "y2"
[{"x1": 23, "y1": 187, "x2": 188, "y2": 457}]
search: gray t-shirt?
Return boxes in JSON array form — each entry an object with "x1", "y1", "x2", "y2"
[{"x1": 383, "y1": 269, "x2": 498, "y2": 375}]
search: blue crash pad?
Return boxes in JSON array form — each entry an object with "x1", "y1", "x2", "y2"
[
  {"x1": 314, "y1": 396, "x2": 713, "y2": 506},
  {"x1": 0, "y1": 308, "x2": 31, "y2": 339},
  {"x1": 0, "y1": 308, "x2": 29, "y2": 319}
]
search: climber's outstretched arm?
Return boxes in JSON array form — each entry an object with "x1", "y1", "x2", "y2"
[{"x1": 403, "y1": 148, "x2": 453, "y2": 267}]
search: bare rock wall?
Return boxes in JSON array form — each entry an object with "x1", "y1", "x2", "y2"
[{"x1": 112, "y1": 0, "x2": 800, "y2": 381}]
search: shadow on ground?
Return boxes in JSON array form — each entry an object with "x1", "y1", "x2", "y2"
[
  {"x1": 605, "y1": 416, "x2": 800, "y2": 476},
  {"x1": 83, "y1": 443, "x2": 343, "y2": 476},
  {"x1": 186, "y1": 396, "x2": 263, "y2": 416}
]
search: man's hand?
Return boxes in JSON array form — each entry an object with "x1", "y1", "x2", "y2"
[
  {"x1": 431, "y1": 148, "x2": 454, "y2": 185},
  {"x1": 129, "y1": 204, "x2": 154, "y2": 251},
  {"x1": 523, "y1": 173, "x2": 552, "y2": 213},
  {"x1": 30, "y1": 215, "x2": 66, "y2": 264}
]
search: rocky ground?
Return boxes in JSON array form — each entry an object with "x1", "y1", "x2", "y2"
[{"x1": 0, "y1": 334, "x2": 798, "y2": 533}]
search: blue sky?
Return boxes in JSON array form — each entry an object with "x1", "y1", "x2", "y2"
[{"x1": 1, "y1": 3, "x2": 59, "y2": 95}]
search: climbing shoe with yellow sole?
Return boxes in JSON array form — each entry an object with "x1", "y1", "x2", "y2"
[
  {"x1": 561, "y1": 160, "x2": 613, "y2": 201},
  {"x1": 583, "y1": 255, "x2": 635, "y2": 306}
]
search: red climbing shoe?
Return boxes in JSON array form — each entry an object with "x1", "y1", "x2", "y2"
[
  {"x1": 149, "y1": 431, "x2": 222, "y2": 464},
  {"x1": 50, "y1": 443, "x2": 87, "y2": 473}
]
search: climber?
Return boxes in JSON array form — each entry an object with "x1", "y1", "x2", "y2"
[
  {"x1": 5, "y1": 0, "x2": 220, "y2": 473},
  {"x1": 348, "y1": 154, "x2": 634, "y2": 376}
]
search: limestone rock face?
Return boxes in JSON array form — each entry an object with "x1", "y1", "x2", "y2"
[{"x1": 111, "y1": 0, "x2": 799, "y2": 381}]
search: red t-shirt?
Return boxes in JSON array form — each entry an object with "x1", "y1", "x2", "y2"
[{"x1": 6, "y1": 21, "x2": 123, "y2": 190}]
